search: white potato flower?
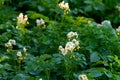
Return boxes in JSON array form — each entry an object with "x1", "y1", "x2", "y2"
[
  {"x1": 23, "y1": 15, "x2": 28, "y2": 24},
  {"x1": 17, "y1": 13, "x2": 23, "y2": 23},
  {"x1": 78, "y1": 74, "x2": 88, "y2": 80},
  {"x1": 59, "y1": 1, "x2": 70, "y2": 12},
  {"x1": 39, "y1": 78, "x2": 42, "y2": 80},
  {"x1": 9, "y1": 39, "x2": 16, "y2": 45},
  {"x1": 61, "y1": 48, "x2": 68, "y2": 55},
  {"x1": 116, "y1": 26, "x2": 120, "y2": 32},
  {"x1": 67, "y1": 31, "x2": 75, "y2": 39},
  {"x1": 17, "y1": 13, "x2": 28, "y2": 24},
  {"x1": 65, "y1": 42, "x2": 75, "y2": 52},
  {"x1": 5, "y1": 39, "x2": 16, "y2": 48},
  {"x1": 74, "y1": 32, "x2": 78, "y2": 38},
  {"x1": 59, "y1": 46, "x2": 68, "y2": 55},
  {"x1": 23, "y1": 47, "x2": 27, "y2": 52},
  {"x1": 36, "y1": 18, "x2": 45, "y2": 26},
  {"x1": 17, "y1": 51, "x2": 22, "y2": 57},
  {"x1": 67, "y1": 31, "x2": 78, "y2": 39},
  {"x1": 72, "y1": 39, "x2": 79, "y2": 46},
  {"x1": 64, "y1": 3, "x2": 69, "y2": 11},
  {"x1": 58, "y1": 31, "x2": 80, "y2": 55},
  {"x1": 59, "y1": 45, "x2": 63, "y2": 50},
  {"x1": 16, "y1": 26, "x2": 19, "y2": 29},
  {"x1": 5, "y1": 42, "x2": 12, "y2": 47},
  {"x1": 59, "y1": 1, "x2": 65, "y2": 9}
]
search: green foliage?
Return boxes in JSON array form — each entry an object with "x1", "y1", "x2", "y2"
[{"x1": 1, "y1": 0, "x2": 120, "y2": 80}]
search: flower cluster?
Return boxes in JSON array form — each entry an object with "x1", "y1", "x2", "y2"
[
  {"x1": 17, "y1": 51, "x2": 23, "y2": 60},
  {"x1": 116, "y1": 26, "x2": 120, "y2": 35},
  {"x1": 17, "y1": 47, "x2": 28, "y2": 60},
  {"x1": 5, "y1": 39, "x2": 16, "y2": 48},
  {"x1": 59, "y1": 32, "x2": 79, "y2": 55},
  {"x1": 36, "y1": 18, "x2": 45, "y2": 27},
  {"x1": 17, "y1": 13, "x2": 29, "y2": 25},
  {"x1": 59, "y1": 1, "x2": 70, "y2": 13},
  {"x1": 78, "y1": 74, "x2": 88, "y2": 80},
  {"x1": 67, "y1": 31, "x2": 78, "y2": 39},
  {"x1": 23, "y1": 47, "x2": 27, "y2": 52},
  {"x1": 39, "y1": 78, "x2": 42, "y2": 80}
]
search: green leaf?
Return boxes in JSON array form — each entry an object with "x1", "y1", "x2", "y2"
[
  {"x1": 90, "y1": 52, "x2": 100, "y2": 63},
  {"x1": 27, "y1": 11, "x2": 49, "y2": 21},
  {"x1": 38, "y1": 6, "x2": 45, "y2": 12},
  {"x1": 0, "y1": 64, "x2": 3, "y2": 68},
  {"x1": 101, "y1": 20, "x2": 112, "y2": 28},
  {"x1": 104, "y1": 71, "x2": 113, "y2": 78},
  {"x1": 14, "y1": 73, "x2": 29, "y2": 80},
  {"x1": 87, "y1": 68, "x2": 105, "y2": 78},
  {"x1": 101, "y1": 20, "x2": 117, "y2": 37}
]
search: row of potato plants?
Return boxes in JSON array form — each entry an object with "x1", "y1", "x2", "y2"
[{"x1": 1, "y1": 0, "x2": 120, "y2": 80}]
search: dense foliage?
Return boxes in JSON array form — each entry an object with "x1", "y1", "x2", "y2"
[{"x1": 1, "y1": 0, "x2": 120, "y2": 80}]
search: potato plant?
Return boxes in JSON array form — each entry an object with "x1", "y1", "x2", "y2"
[{"x1": 0, "y1": 0, "x2": 120, "y2": 80}]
